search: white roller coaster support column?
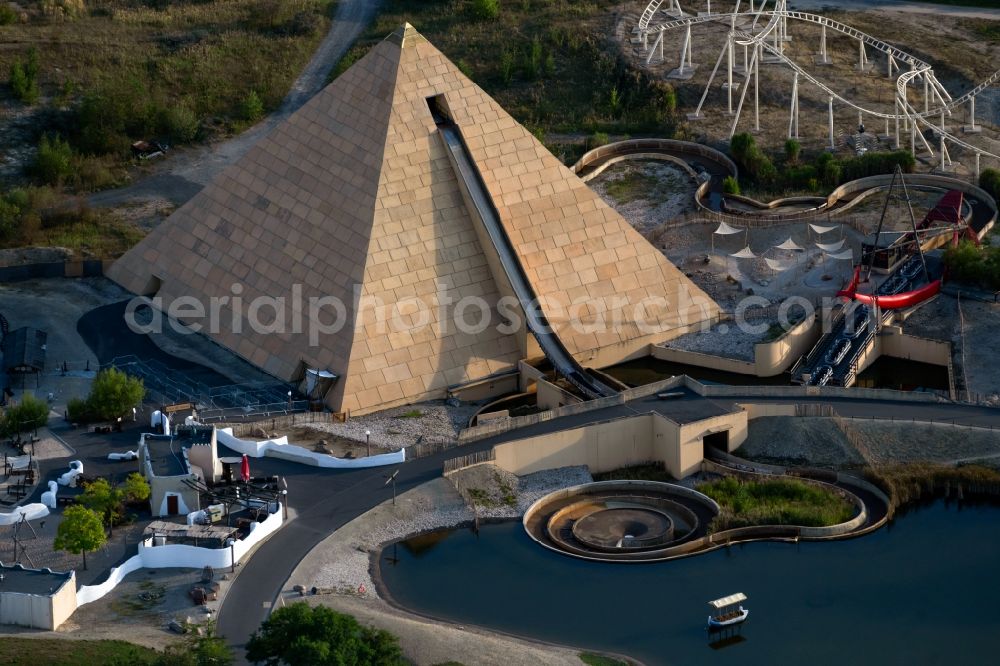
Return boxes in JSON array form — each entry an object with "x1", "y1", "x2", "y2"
[
  {"x1": 743, "y1": 43, "x2": 749, "y2": 74},
  {"x1": 707, "y1": 0, "x2": 711, "y2": 14},
  {"x1": 828, "y1": 96, "x2": 835, "y2": 150},
  {"x1": 686, "y1": 25, "x2": 694, "y2": 69},
  {"x1": 965, "y1": 96, "x2": 979, "y2": 133},
  {"x1": 727, "y1": 32, "x2": 734, "y2": 114},
  {"x1": 819, "y1": 24, "x2": 828, "y2": 63},
  {"x1": 692, "y1": 39, "x2": 728, "y2": 120},
  {"x1": 679, "y1": 25, "x2": 692, "y2": 75},
  {"x1": 728, "y1": 43, "x2": 759, "y2": 138},
  {"x1": 910, "y1": 122, "x2": 916, "y2": 155},
  {"x1": 754, "y1": 42, "x2": 760, "y2": 132},
  {"x1": 788, "y1": 72, "x2": 799, "y2": 139},
  {"x1": 976, "y1": 152, "x2": 981, "y2": 180},
  {"x1": 858, "y1": 40, "x2": 867, "y2": 72},
  {"x1": 924, "y1": 75, "x2": 929, "y2": 114},
  {"x1": 888, "y1": 54, "x2": 896, "y2": 79},
  {"x1": 894, "y1": 98, "x2": 900, "y2": 148},
  {"x1": 646, "y1": 32, "x2": 663, "y2": 64}
]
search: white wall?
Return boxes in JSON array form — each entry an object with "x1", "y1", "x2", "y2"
[
  {"x1": 77, "y1": 506, "x2": 284, "y2": 607},
  {"x1": 216, "y1": 428, "x2": 405, "y2": 468}
]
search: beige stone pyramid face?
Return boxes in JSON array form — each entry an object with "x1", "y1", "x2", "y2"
[{"x1": 108, "y1": 24, "x2": 718, "y2": 414}]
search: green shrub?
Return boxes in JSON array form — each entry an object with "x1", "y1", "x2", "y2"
[
  {"x1": 241, "y1": 89, "x2": 264, "y2": 122},
  {"x1": 784, "y1": 138, "x2": 801, "y2": 163},
  {"x1": 980, "y1": 168, "x2": 1000, "y2": 206},
  {"x1": 470, "y1": 0, "x2": 500, "y2": 20},
  {"x1": 586, "y1": 131, "x2": 609, "y2": 150},
  {"x1": 499, "y1": 49, "x2": 515, "y2": 84},
  {"x1": 522, "y1": 37, "x2": 543, "y2": 80},
  {"x1": 2, "y1": 394, "x2": 50, "y2": 436},
  {"x1": 67, "y1": 397, "x2": 91, "y2": 423},
  {"x1": 839, "y1": 150, "x2": 914, "y2": 182},
  {"x1": 33, "y1": 134, "x2": 74, "y2": 186},
  {"x1": 159, "y1": 104, "x2": 199, "y2": 144},
  {"x1": 0, "y1": 5, "x2": 17, "y2": 25},
  {"x1": 722, "y1": 175, "x2": 740, "y2": 195},
  {"x1": 10, "y1": 50, "x2": 39, "y2": 105}
]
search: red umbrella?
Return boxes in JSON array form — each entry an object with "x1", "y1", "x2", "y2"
[{"x1": 240, "y1": 454, "x2": 251, "y2": 483}]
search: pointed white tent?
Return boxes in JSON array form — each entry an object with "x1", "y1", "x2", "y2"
[
  {"x1": 816, "y1": 239, "x2": 845, "y2": 252},
  {"x1": 775, "y1": 237, "x2": 804, "y2": 251},
  {"x1": 714, "y1": 221, "x2": 743, "y2": 235},
  {"x1": 809, "y1": 223, "x2": 838, "y2": 235},
  {"x1": 826, "y1": 249, "x2": 855, "y2": 261},
  {"x1": 730, "y1": 246, "x2": 757, "y2": 259},
  {"x1": 765, "y1": 258, "x2": 796, "y2": 272}
]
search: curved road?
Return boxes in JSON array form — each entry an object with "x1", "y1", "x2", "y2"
[{"x1": 216, "y1": 389, "x2": 1000, "y2": 656}]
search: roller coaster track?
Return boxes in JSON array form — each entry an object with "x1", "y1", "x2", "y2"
[{"x1": 636, "y1": 1, "x2": 1000, "y2": 165}]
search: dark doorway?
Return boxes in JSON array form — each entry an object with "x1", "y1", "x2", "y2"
[
  {"x1": 703, "y1": 430, "x2": 729, "y2": 459},
  {"x1": 167, "y1": 495, "x2": 179, "y2": 515}
]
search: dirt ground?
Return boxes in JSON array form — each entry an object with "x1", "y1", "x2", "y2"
[{"x1": 621, "y1": 3, "x2": 1000, "y2": 174}]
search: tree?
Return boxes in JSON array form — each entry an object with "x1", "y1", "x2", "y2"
[
  {"x1": 79, "y1": 477, "x2": 124, "y2": 531},
  {"x1": 54, "y1": 505, "x2": 106, "y2": 570},
  {"x1": 245, "y1": 603, "x2": 404, "y2": 666},
  {"x1": 122, "y1": 472, "x2": 151, "y2": 504},
  {"x1": 161, "y1": 620, "x2": 234, "y2": 665},
  {"x1": 84, "y1": 367, "x2": 145, "y2": 423},
  {"x1": 1, "y1": 394, "x2": 49, "y2": 437},
  {"x1": 241, "y1": 90, "x2": 264, "y2": 123}
]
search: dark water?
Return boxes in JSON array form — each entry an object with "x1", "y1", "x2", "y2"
[
  {"x1": 855, "y1": 356, "x2": 950, "y2": 393},
  {"x1": 379, "y1": 502, "x2": 1000, "y2": 666}
]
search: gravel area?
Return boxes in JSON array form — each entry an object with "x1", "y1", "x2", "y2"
[
  {"x1": 662, "y1": 319, "x2": 763, "y2": 362},
  {"x1": 306, "y1": 400, "x2": 481, "y2": 450},
  {"x1": 590, "y1": 160, "x2": 696, "y2": 235},
  {"x1": 448, "y1": 464, "x2": 593, "y2": 519},
  {"x1": 735, "y1": 416, "x2": 865, "y2": 468}
]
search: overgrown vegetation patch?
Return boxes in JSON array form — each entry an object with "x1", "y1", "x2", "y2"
[{"x1": 697, "y1": 477, "x2": 856, "y2": 533}]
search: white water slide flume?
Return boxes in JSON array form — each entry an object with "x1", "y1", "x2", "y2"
[{"x1": 636, "y1": 0, "x2": 1000, "y2": 173}]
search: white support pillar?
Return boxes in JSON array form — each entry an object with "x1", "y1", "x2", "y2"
[
  {"x1": 816, "y1": 23, "x2": 831, "y2": 65},
  {"x1": 976, "y1": 152, "x2": 982, "y2": 180},
  {"x1": 646, "y1": 32, "x2": 663, "y2": 65},
  {"x1": 707, "y1": 0, "x2": 712, "y2": 14},
  {"x1": 828, "y1": 96, "x2": 835, "y2": 151},
  {"x1": 964, "y1": 96, "x2": 981, "y2": 134},
  {"x1": 679, "y1": 25, "x2": 692, "y2": 74},
  {"x1": 727, "y1": 33, "x2": 735, "y2": 115},
  {"x1": 924, "y1": 75, "x2": 929, "y2": 114},
  {"x1": 894, "y1": 98, "x2": 901, "y2": 148},
  {"x1": 754, "y1": 43, "x2": 760, "y2": 132},
  {"x1": 686, "y1": 25, "x2": 694, "y2": 69},
  {"x1": 743, "y1": 43, "x2": 749, "y2": 74},
  {"x1": 788, "y1": 72, "x2": 799, "y2": 139},
  {"x1": 910, "y1": 121, "x2": 916, "y2": 155},
  {"x1": 887, "y1": 54, "x2": 896, "y2": 79},
  {"x1": 690, "y1": 39, "x2": 729, "y2": 120}
]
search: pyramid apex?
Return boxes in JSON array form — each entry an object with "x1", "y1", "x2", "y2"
[{"x1": 387, "y1": 22, "x2": 425, "y2": 47}]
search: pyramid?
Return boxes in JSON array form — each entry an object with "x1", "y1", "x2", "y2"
[{"x1": 108, "y1": 24, "x2": 719, "y2": 415}]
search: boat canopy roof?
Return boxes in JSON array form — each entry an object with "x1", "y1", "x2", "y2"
[{"x1": 708, "y1": 592, "x2": 747, "y2": 609}]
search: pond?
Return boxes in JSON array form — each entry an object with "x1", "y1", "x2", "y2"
[{"x1": 378, "y1": 501, "x2": 1000, "y2": 665}]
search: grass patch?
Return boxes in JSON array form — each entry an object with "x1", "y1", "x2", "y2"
[
  {"x1": 396, "y1": 409, "x2": 424, "y2": 419},
  {"x1": 2, "y1": 0, "x2": 335, "y2": 188},
  {"x1": 580, "y1": 653, "x2": 632, "y2": 666},
  {"x1": 335, "y1": 0, "x2": 679, "y2": 138},
  {"x1": 697, "y1": 477, "x2": 856, "y2": 533},
  {"x1": 0, "y1": 638, "x2": 159, "y2": 665},
  {"x1": 594, "y1": 462, "x2": 672, "y2": 483},
  {"x1": 602, "y1": 171, "x2": 660, "y2": 204}
]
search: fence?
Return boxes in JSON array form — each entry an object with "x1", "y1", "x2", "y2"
[
  {"x1": 443, "y1": 449, "x2": 496, "y2": 475},
  {"x1": 213, "y1": 411, "x2": 334, "y2": 436}
]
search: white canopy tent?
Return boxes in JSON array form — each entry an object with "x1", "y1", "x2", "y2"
[
  {"x1": 712, "y1": 220, "x2": 744, "y2": 253},
  {"x1": 730, "y1": 246, "x2": 757, "y2": 259},
  {"x1": 809, "y1": 223, "x2": 838, "y2": 235},
  {"x1": 816, "y1": 239, "x2": 845, "y2": 252},
  {"x1": 826, "y1": 249, "x2": 855, "y2": 261},
  {"x1": 775, "y1": 237, "x2": 804, "y2": 251},
  {"x1": 765, "y1": 258, "x2": 796, "y2": 272}
]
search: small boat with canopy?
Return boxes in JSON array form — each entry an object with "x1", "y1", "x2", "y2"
[{"x1": 707, "y1": 592, "x2": 749, "y2": 629}]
